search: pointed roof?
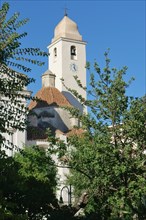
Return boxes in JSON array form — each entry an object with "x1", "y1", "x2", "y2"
[
  {"x1": 52, "y1": 15, "x2": 82, "y2": 42},
  {"x1": 28, "y1": 86, "x2": 71, "y2": 110}
]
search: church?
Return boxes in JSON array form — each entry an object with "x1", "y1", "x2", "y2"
[
  {"x1": 27, "y1": 13, "x2": 87, "y2": 146},
  {"x1": 3, "y1": 13, "x2": 87, "y2": 204},
  {"x1": 27, "y1": 14, "x2": 87, "y2": 203}
]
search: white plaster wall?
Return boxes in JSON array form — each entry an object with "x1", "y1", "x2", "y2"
[
  {"x1": 1, "y1": 89, "x2": 31, "y2": 156},
  {"x1": 2, "y1": 129, "x2": 25, "y2": 156},
  {"x1": 42, "y1": 74, "x2": 50, "y2": 87},
  {"x1": 48, "y1": 39, "x2": 63, "y2": 91},
  {"x1": 14, "y1": 130, "x2": 26, "y2": 149},
  {"x1": 55, "y1": 107, "x2": 72, "y2": 130},
  {"x1": 61, "y1": 39, "x2": 86, "y2": 97},
  {"x1": 48, "y1": 38, "x2": 87, "y2": 112},
  {"x1": 29, "y1": 106, "x2": 73, "y2": 132},
  {"x1": 28, "y1": 115, "x2": 37, "y2": 127},
  {"x1": 26, "y1": 137, "x2": 70, "y2": 205}
]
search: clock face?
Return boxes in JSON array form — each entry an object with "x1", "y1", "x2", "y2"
[{"x1": 70, "y1": 63, "x2": 78, "y2": 72}]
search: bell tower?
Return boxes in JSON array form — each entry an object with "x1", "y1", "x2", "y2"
[{"x1": 48, "y1": 14, "x2": 86, "y2": 113}]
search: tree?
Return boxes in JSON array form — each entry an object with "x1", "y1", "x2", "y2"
[
  {"x1": 0, "y1": 146, "x2": 57, "y2": 219},
  {"x1": 58, "y1": 51, "x2": 146, "y2": 219},
  {"x1": 0, "y1": 3, "x2": 59, "y2": 219},
  {"x1": 0, "y1": 2, "x2": 47, "y2": 149}
]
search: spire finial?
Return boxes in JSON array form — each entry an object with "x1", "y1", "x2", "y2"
[{"x1": 64, "y1": 7, "x2": 69, "y2": 16}]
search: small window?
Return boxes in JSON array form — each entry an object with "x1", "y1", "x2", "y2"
[
  {"x1": 54, "y1": 47, "x2": 57, "y2": 57},
  {"x1": 71, "y1": 45, "x2": 77, "y2": 60}
]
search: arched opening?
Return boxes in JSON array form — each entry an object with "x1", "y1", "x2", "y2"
[
  {"x1": 70, "y1": 45, "x2": 77, "y2": 60},
  {"x1": 54, "y1": 47, "x2": 57, "y2": 57}
]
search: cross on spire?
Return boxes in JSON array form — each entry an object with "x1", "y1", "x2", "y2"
[{"x1": 64, "y1": 7, "x2": 69, "y2": 16}]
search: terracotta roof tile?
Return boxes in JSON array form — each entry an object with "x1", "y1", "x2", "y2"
[
  {"x1": 66, "y1": 128, "x2": 85, "y2": 137},
  {"x1": 28, "y1": 87, "x2": 71, "y2": 110}
]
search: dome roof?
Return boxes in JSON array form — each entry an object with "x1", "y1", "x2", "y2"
[
  {"x1": 28, "y1": 86, "x2": 71, "y2": 110},
  {"x1": 52, "y1": 15, "x2": 82, "y2": 42}
]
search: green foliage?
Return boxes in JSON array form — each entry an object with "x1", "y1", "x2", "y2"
[
  {"x1": 0, "y1": 3, "x2": 59, "y2": 219},
  {"x1": 0, "y1": 2, "x2": 47, "y2": 149},
  {"x1": 59, "y1": 51, "x2": 146, "y2": 219},
  {"x1": 0, "y1": 146, "x2": 57, "y2": 219}
]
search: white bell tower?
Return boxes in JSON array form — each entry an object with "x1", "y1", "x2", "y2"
[{"x1": 48, "y1": 14, "x2": 86, "y2": 113}]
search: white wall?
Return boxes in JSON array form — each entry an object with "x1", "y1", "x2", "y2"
[
  {"x1": 1, "y1": 89, "x2": 31, "y2": 156},
  {"x1": 48, "y1": 38, "x2": 86, "y2": 113}
]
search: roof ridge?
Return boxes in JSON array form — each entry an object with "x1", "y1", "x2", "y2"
[{"x1": 50, "y1": 87, "x2": 55, "y2": 101}]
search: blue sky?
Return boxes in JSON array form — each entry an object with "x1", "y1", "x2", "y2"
[{"x1": 2, "y1": 0, "x2": 146, "y2": 98}]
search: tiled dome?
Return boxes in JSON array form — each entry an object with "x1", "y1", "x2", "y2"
[{"x1": 29, "y1": 86, "x2": 71, "y2": 110}]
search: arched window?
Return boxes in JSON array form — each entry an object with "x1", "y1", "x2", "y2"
[
  {"x1": 54, "y1": 47, "x2": 57, "y2": 57},
  {"x1": 71, "y1": 45, "x2": 77, "y2": 60}
]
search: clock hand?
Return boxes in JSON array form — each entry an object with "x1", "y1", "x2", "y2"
[{"x1": 73, "y1": 64, "x2": 76, "y2": 71}]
